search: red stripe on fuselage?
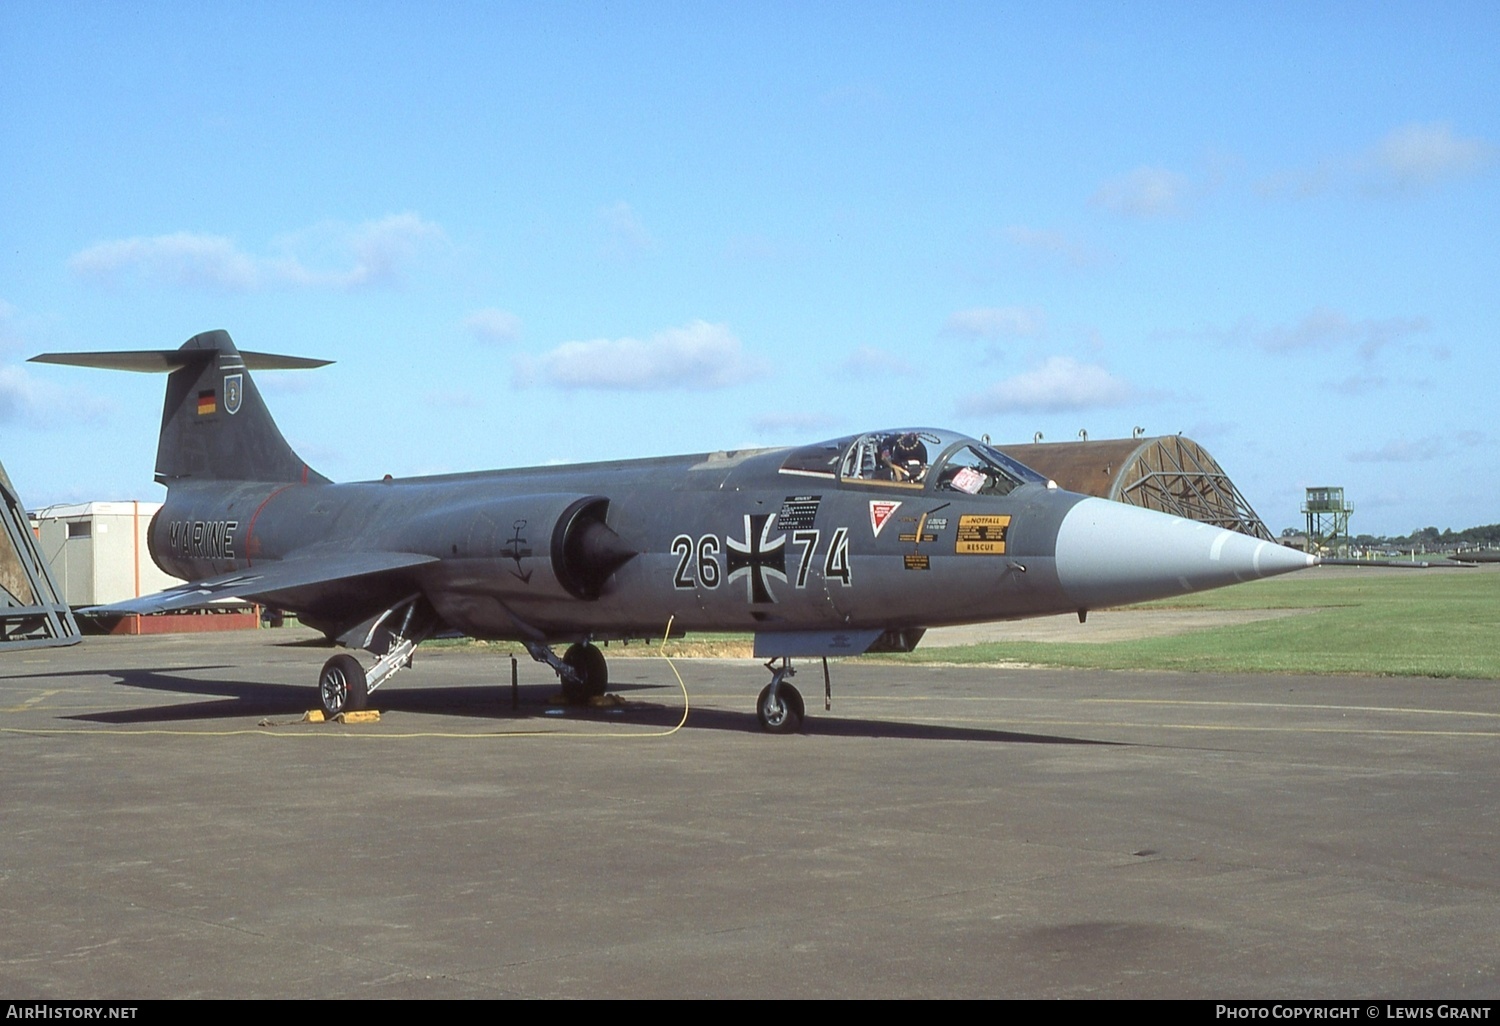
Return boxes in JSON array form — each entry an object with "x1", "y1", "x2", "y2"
[{"x1": 243, "y1": 484, "x2": 296, "y2": 567}]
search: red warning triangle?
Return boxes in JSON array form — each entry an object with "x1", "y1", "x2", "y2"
[{"x1": 869, "y1": 500, "x2": 901, "y2": 537}]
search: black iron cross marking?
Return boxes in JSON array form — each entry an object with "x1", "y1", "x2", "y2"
[{"x1": 725, "y1": 513, "x2": 787, "y2": 604}]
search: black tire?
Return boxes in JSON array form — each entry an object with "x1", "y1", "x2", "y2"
[
  {"x1": 561, "y1": 643, "x2": 608, "y2": 702},
  {"x1": 756, "y1": 681, "x2": 804, "y2": 734},
  {"x1": 319, "y1": 654, "x2": 368, "y2": 717}
]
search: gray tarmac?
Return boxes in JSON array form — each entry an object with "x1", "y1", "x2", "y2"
[{"x1": 2, "y1": 626, "x2": 1498, "y2": 999}]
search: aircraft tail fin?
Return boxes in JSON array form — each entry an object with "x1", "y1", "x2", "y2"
[{"x1": 31, "y1": 330, "x2": 331, "y2": 486}]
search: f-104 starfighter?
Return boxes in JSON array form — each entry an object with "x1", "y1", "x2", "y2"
[{"x1": 33, "y1": 331, "x2": 1316, "y2": 731}]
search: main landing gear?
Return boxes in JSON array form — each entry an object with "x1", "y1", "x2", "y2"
[
  {"x1": 525, "y1": 640, "x2": 610, "y2": 703},
  {"x1": 318, "y1": 653, "x2": 369, "y2": 717},
  {"x1": 317, "y1": 594, "x2": 434, "y2": 718}
]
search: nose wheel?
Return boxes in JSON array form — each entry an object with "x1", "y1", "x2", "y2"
[
  {"x1": 756, "y1": 657, "x2": 804, "y2": 733},
  {"x1": 756, "y1": 681, "x2": 804, "y2": 733}
]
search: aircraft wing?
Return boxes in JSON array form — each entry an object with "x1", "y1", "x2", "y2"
[{"x1": 80, "y1": 551, "x2": 439, "y2": 616}]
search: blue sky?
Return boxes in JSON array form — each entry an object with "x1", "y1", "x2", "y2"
[{"x1": 3, "y1": 2, "x2": 1495, "y2": 536}]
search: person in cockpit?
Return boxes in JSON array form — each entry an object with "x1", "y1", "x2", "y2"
[{"x1": 881, "y1": 431, "x2": 929, "y2": 482}]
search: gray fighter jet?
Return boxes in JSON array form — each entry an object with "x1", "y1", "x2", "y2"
[{"x1": 34, "y1": 330, "x2": 1316, "y2": 731}]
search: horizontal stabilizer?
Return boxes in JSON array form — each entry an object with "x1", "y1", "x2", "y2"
[
  {"x1": 81, "y1": 550, "x2": 438, "y2": 617},
  {"x1": 34, "y1": 331, "x2": 330, "y2": 484},
  {"x1": 30, "y1": 349, "x2": 332, "y2": 373}
]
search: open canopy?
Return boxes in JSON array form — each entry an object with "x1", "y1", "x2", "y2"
[{"x1": 778, "y1": 428, "x2": 1049, "y2": 497}]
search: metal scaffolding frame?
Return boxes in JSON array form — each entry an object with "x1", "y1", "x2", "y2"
[
  {"x1": 0, "y1": 460, "x2": 80, "y2": 649},
  {"x1": 1112, "y1": 436, "x2": 1274, "y2": 541},
  {"x1": 999, "y1": 435, "x2": 1274, "y2": 541}
]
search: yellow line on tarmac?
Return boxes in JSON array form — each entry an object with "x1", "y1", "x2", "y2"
[
  {"x1": 1080, "y1": 698, "x2": 1500, "y2": 719},
  {"x1": 0, "y1": 689, "x2": 63, "y2": 713},
  {"x1": 842, "y1": 694, "x2": 1500, "y2": 720},
  {"x1": 889, "y1": 714, "x2": 1500, "y2": 738}
]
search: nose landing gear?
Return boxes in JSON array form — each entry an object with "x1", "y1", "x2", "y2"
[{"x1": 756, "y1": 657, "x2": 805, "y2": 733}]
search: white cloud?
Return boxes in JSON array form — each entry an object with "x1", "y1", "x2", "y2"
[
  {"x1": 258, "y1": 213, "x2": 447, "y2": 289},
  {"x1": 68, "y1": 213, "x2": 446, "y2": 293},
  {"x1": 1348, "y1": 430, "x2": 1483, "y2": 465},
  {"x1": 1373, "y1": 123, "x2": 1491, "y2": 189},
  {"x1": 69, "y1": 232, "x2": 260, "y2": 291},
  {"x1": 1091, "y1": 166, "x2": 1193, "y2": 217},
  {"x1": 942, "y1": 306, "x2": 1046, "y2": 339},
  {"x1": 331, "y1": 213, "x2": 447, "y2": 288},
  {"x1": 463, "y1": 308, "x2": 522, "y2": 345},
  {"x1": 1256, "y1": 309, "x2": 1429, "y2": 361},
  {"x1": 1349, "y1": 436, "x2": 1448, "y2": 463},
  {"x1": 0, "y1": 364, "x2": 110, "y2": 426},
  {"x1": 1186, "y1": 309, "x2": 1430, "y2": 364},
  {"x1": 1257, "y1": 122, "x2": 1492, "y2": 198},
  {"x1": 598, "y1": 201, "x2": 654, "y2": 258},
  {"x1": 958, "y1": 356, "x2": 1134, "y2": 414},
  {"x1": 517, "y1": 320, "x2": 765, "y2": 391},
  {"x1": 0, "y1": 366, "x2": 45, "y2": 422}
]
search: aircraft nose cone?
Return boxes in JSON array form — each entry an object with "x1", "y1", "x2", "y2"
[{"x1": 1054, "y1": 497, "x2": 1317, "y2": 609}]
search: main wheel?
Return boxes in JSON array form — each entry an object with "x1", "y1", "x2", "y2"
[
  {"x1": 319, "y1": 654, "x2": 368, "y2": 717},
  {"x1": 561, "y1": 643, "x2": 608, "y2": 702},
  {"x1": 756, "y1": 681, "x2": 804, "y2": 734}
]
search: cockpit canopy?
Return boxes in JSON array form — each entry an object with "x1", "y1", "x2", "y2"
[{"x1": 779, "y1": 428, "x2": 1048, "y2": 497}]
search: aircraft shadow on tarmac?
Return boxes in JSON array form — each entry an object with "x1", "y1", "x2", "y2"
[{"x1": 36, "y1": 665, "x2": 1118, "y2": 746}]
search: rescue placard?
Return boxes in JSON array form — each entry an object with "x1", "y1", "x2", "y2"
[{"x1": 955, "y1": 514, "x2": 1011, "y2": 554}]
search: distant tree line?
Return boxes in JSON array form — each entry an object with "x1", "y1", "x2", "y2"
[{"x1": 1281, "y1": 523, "x2": 1500, "y2": 551}]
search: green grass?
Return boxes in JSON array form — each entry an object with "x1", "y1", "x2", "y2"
[
  {"x1": 875, "y1": 568, "x2": 1500, "y2": 679},
  {"x1": 422, "y1": 633, "x2": 756, "y2": 659},
  {"x1": 412, "y1": 569, "x2": 1499, "y2": 679}
]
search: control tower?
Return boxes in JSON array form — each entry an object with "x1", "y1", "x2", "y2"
[{"x1": 1303, "y1": 486, "x2": 1353, "y2": 555}]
